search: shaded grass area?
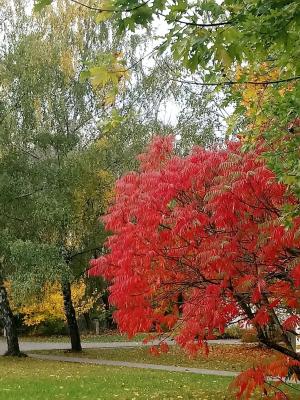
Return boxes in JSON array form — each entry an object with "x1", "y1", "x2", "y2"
[
  {"x1": 0, "y1": 357, "x2": 233, "y2": 400},
  {"x1": 35, "y1": 344, "x2": 274, "y2": 372},
  {"x1": 20, "y1": 332, "x2": 147, "y2": 343}
]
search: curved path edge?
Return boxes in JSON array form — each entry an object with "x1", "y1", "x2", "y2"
[{"x1": 28, "y1": 352, "x2": 239, "y2": 377}]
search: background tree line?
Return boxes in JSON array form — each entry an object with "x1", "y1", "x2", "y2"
[{"x1": 0, "y1": 0, "x2": 219, "y2": 355}]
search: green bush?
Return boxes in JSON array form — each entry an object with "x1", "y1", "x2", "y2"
[
  {"x1": 241, "y1": 328, "x2": 259, "y2": 343},
  {"x1": 31, "y1": 319, "x2": 67, "y2": 336},
  {"x1": 222, "y1": 325, "x2": 243, "y2": 339}
]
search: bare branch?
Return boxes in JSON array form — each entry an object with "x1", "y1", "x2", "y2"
[
  {"x1": 170, "y1": 76, "x2": 300, "y2": 87},
  {"x1": 70, "y1": 0, "x2": 149, "y2": 13}
]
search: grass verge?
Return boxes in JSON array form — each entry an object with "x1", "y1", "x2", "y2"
[
  {"x1": 0, "y1": 357, "x2": 233, "y2": 400},
  {"x1": 19, "y1": 332, "x2": 147, "y2": 343},
  {"x1": 34, "y1": 344, "x2": 274, "y2": 372}
]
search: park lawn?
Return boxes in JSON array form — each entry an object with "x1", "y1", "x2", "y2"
[
  {"x1": 20, "y1": 332, "x2": 148, "y2": 343},
  {"x1": 35, "y1": 344, "x2": 274, "y2": 372},
  {"x1": 0, "y1": 357, "x2": 233, "y2": 400}
]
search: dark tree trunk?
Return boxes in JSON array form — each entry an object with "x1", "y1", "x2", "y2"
[
  {"x1": 0, "y1": 279, "x2": 24, "y2": 357},
  {"x1": 291, "y1": 365, "x2": 300, "y2": 381},
  {"x1": 83, "y1": 312, "x2": 92, "y2": 332},
  {"x1": 61, "y1": 280, "x2": 82, "y2": 352},
  {"x1": 101, "y1": 290, "x2": 115, "y2": 329},
  {"x1": 234, "y1": 290, "x2": 300, "y2": 375}
]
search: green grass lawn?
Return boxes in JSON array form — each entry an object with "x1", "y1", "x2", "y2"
[
  {"x1": 0, "y1": 357, "x2": 233, "y2": 400},
  {"x1": 1, "y1": 355, "x2": 298, "y2": 400},
  {"x1": 20, "y1": 332, "x2": 148, "y2": 343},
  {"x1": 35, "y1": 344, "x2": 274, "y2": 372}
]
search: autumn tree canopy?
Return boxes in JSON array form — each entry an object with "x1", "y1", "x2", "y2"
[
  {"x1": 35, "y1": 0, "x2": 300, "y2": 207},
  {"x1": 1, "y1": 0, "x2": 223, "y2": 356},
  {"x1": 9, "y1": 279, "x2": 100, "y2": 327},
  {"x1": 90, "y1": 136, "x2": 300, "y2": 398}
]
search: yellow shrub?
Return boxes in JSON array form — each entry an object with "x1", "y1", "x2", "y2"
[{"x1": 9, "y1": 279, "x2": 100, "y2": 326}]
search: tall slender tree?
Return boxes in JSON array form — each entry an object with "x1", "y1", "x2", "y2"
[
  {"x1": 0, "y1": 0, "x2": 114, "y2": 352},
  {"x1": 1, "y1": 0, "x2": 222, "y2": 353}
]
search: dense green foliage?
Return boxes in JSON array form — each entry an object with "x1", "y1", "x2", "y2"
[
  {"x1": 0, "y1": 1, "x2": 221, "y2": 353},
  {"x1": 34, "y1": 0, "x2": 300, "y2": 80},
  {"x1": 34, "y1": 0, "x2": 300, "y2": 205},
  {"x1": 0, "y1": 2, "x2": 110, "y2": 296},
  {"x1": 107, "y1": 0, "x2": 300, "y2": 202}
]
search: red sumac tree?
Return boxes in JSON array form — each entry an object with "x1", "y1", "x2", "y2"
[{"x1": 90, "y1": 136, "x2": 300, "y2": 398}]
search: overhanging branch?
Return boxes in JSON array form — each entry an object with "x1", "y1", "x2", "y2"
[
  {"x1": 70, "y1": 0, "x2": 149, "y2": 13},
  {"x1": 170, "y1": 76, "x2": 300, "y2": 87}
]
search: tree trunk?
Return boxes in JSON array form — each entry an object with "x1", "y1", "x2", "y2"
[
  {"x1": 101, "y1": 290, "x2": 115, "y2": 329},
  {"x1": 61, "y1": 280, "x2": 82, "y2": 352},
  {"x1": 83, "y1": 312, "x2": 92, "y2": 332},
  {"x1": 0, "y1": 279, "x2": 24, "y2": 357},
  {"x1": 291, "y1": 365, "x2": 300, "y2": 381}
]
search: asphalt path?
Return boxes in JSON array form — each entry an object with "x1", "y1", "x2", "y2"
[
  {"x1": 2, "y1": 338, "x2": 298, "y2": 383},
  {"x1": 0, "y1": 338, "x2": 241, "y2": 354},
  {"x1": 29, "y1": 352, "x2": 239, "y2": 377}
]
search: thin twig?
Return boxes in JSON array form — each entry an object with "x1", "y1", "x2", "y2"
[
  {"x1": 170, "y1": 76, "x2": 300, "y2": 87},
  {"x1": 157, "y1": 12, "x2": 232, "y2": 28},
  {"x1": 70, "y1": 0, "x2": 149, "y2": 13},
  {"x1": 265, "y1": 380, "x2": 289, "y2": 399}
]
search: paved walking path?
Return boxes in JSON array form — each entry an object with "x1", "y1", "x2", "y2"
[
  {"x1": 0, "y1": 338, "x2": 241, "y2": 354},
  {"x1": 2, "y1": 339, "x2": 298, "y2": 383},
  {"x1": 27, "y1": 353, "x2": 300, "y2": 384},
  {"x1": 28, "y1": 352, "x2": 239, "y2": 377}
]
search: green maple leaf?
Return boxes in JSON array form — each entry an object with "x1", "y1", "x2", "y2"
[{"x1": 34, "y1": 0, "x2": 53, "y2": 12}]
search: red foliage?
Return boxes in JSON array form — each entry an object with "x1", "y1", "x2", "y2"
[
  {"x1": 90, "y1": 136, "x2": 300, "y2": 398},
  {"x1": 232, "y1": 355, "x2": 300, "y2": 399}
]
